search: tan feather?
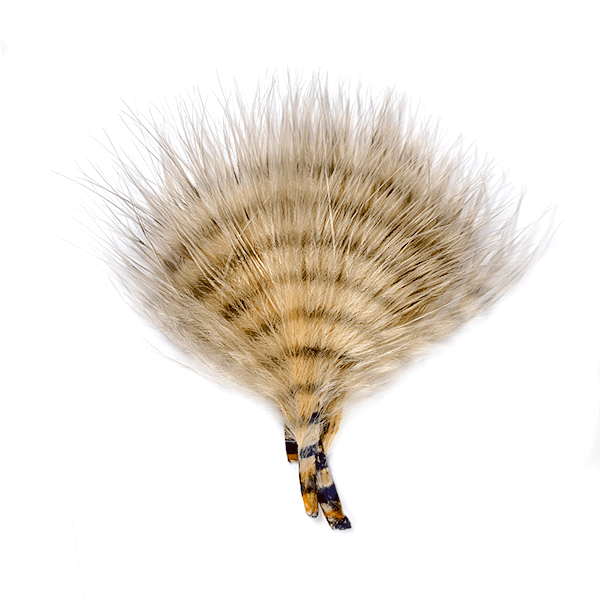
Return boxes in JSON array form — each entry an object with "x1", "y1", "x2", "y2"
[{"x1": 83, "y1": 75, "x2": 544, "y2": 530}]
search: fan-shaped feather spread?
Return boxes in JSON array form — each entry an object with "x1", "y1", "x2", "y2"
[{"x1": 86, "y1": 76, "x2": 539, "y2": 529}]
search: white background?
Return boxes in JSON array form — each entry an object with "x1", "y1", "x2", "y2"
[{"x1": 1, "y1": 1, "x2": 599, "y2": 598}]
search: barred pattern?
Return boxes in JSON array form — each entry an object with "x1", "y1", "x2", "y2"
[{"x1": 87, "y1": 77, "x2": 537, "y2": 529}]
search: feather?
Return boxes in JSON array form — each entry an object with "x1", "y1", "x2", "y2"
[{"x1": 83, "y1": 75, "x2": 544, "y2": 530}]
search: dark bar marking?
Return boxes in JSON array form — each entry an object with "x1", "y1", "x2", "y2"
[
  {"x1": 328, "y1": 515, "x2": 352, "y2": 530},
  {"x1": 190, "y1": 276, "x2": 216, "y2": 300},
  {"x1": 282, "y1": 344, "x2": 358, "y2": 366},
  {"x1": 299, "y1": 444, "x2": 318, "y2": 459},
  {"x1": 241, "y1": 306, "x2": 369, "y2": 343},
  {"x1": 261, "y1": 345, "x2": 358, "y2": 378},
  {"x1": 242, "y1": 317, "x2": 281, "y2": 340},
  {"x1": 288, "y1": 382, "x2": 322, "y2": 395},
  {"x1": 317, "y1": 484, "x2": 342, "y2": 506},
  {"x1": 221, "y1": 297, "x2": 250, "y2": 321},
  {"x1": 285, "y1": 438, "x2": 298, "y2": 461},
  {"x1": 315, "y1": 450, "x2": 327, "y2": 471}
]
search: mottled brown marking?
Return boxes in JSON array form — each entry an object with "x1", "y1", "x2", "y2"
[{"x1": 89, "y1": 76, "x2": 544, "y2": 531}]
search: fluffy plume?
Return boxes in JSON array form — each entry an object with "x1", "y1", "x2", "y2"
[{"x1": 83, "y1": 76, "x2": 543, "y2": 530}]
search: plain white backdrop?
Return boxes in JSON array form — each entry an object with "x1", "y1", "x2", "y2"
[{"x1": 1, "y1": 1, "x2": 599, "y2": 598}]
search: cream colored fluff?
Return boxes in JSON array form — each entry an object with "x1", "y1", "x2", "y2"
[{"x1": 84, "y1": 76, "x2": 542, "y2": 529}]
